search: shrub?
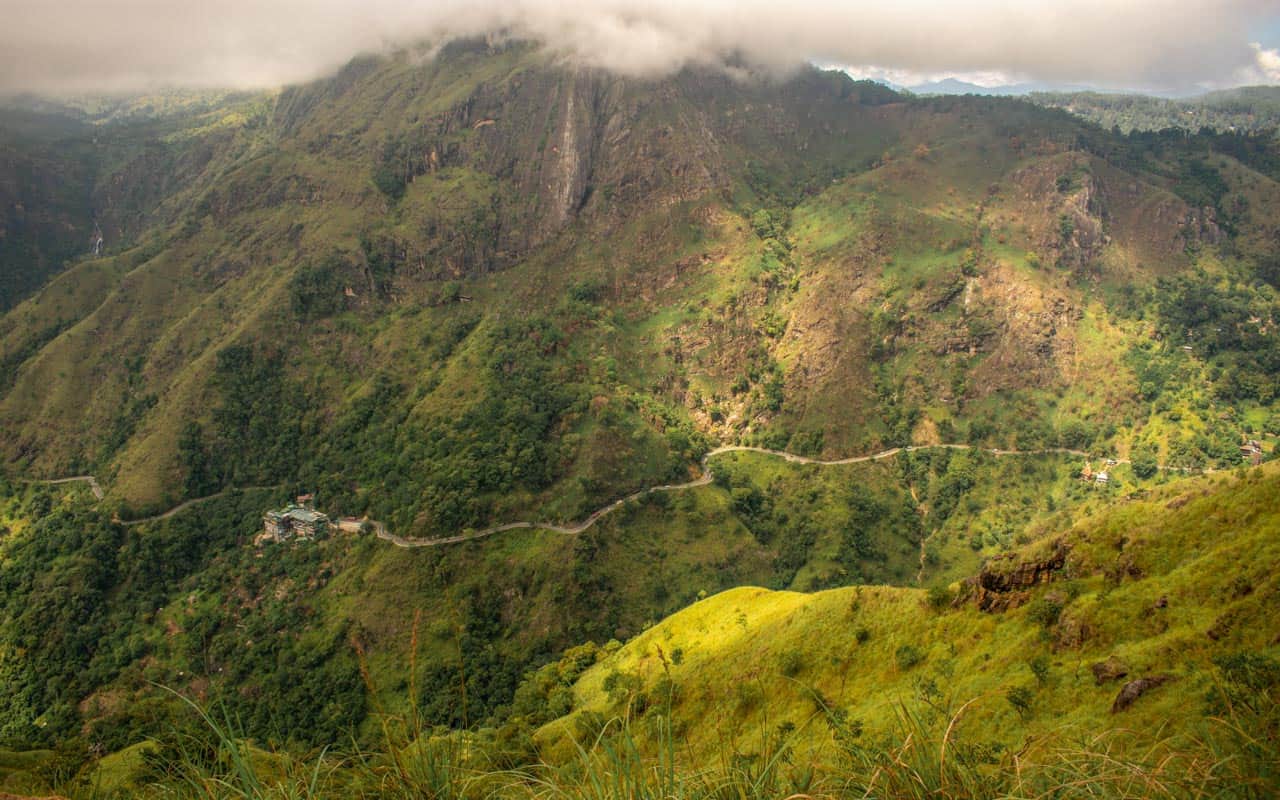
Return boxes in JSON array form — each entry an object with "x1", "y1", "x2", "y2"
[
  {"x1": 734, "y1": 683, "x2": 764, "y2": 715},
  {"x1": 1058, "y1": 214, "x2": 1076, "y2": 241},
  {"x1": 895, "y1": 644, "x2": 925, "y2": 671},
  {"x1": 603, "y1": 670, "x2": 641, "y2": 707},
  {"x1": 288, "y1": 255, "x2": 348, "y2": 319},
  {"x1": 1131, "y1": 443, "x2": 1159, "y2": 479},
  {"x1": 925, "y1": 584, "x2": 954, "y2": 612},
  {"x1": 1006, "y1": 685, "x2": 1034, "y2": 719},
  {"x1": 1028, "y1": 655, "x2": 1051, "y2": 686},
  {"x1": 779, "y1": 649, "x2": 806, "y2": 678},
  {"x1": 1026, "y1": 596, "x2": 1064, "y2": 629}
]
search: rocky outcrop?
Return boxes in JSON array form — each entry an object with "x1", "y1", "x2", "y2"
[
  {"x1": 1091, "y1": 655, "x2": 1130, "y2": 685},
  {"x1": 1180, "y1": 206, "x2": 1225, "y2": 247},
  {"x1": 1111, "y1": 675, "x2": 1172, "y2": 713},
  {"x1": 955, "y1": 540, "x2": 1069, "y2": 612},
  {"x1": 1053, "y1": 174, "x2": 1107, "y2": 273},
  {"x1": 1053, "y1": 613, "x2": 1091, "y2": 650}
]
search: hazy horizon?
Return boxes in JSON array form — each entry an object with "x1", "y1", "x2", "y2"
[{"x1": 2, "y1": 1, "x2": 1278, "y2": 96}]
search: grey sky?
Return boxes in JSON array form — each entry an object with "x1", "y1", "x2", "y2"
[{"x1": 2, "y1": 0, "x2": 1278, "y2": 94}]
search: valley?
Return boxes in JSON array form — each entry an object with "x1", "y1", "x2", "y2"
[
  {"x1": 0, "y1": 35, "x2": 1277, "y2": 800},
  {"x1": 22, "y1": 443, "x2": 1103, "y2": 547}
]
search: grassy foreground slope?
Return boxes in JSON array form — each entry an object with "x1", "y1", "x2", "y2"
[
  {"x1": 0, "y1": 448, "x2": 1092, "y2": 753},
  {"x1": 4, "y1": 463, "x2": 1276, "y2": 798},
  {"x1": 536, "y1": 462, "x2": 1280, "y2": 774}
]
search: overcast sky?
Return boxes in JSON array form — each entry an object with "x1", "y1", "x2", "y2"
[{"x1": 2, "y1": 0, "x2": 1278, "y2": 95}]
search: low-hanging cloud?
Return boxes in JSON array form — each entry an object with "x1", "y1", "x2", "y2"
[{"x1": 2, "y1": 0, "x2": 1278, "y2": 94}]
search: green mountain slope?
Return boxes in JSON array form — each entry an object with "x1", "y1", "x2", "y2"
[
  {"x1": 0, "y1": 110, "x2": 95, "y2": 310},
  {"x1": 4, "y1": 455, "x2": 1276, "y2": 797},
  {"x1": 0, "y1": 90, "x2": 273, "y2": 312},
  {"x1": 0, "y1": 41, "x2": 1278, "y2": 793},
  {"x1": 0, "y1": 446, "x2": 1094, "y2": 751},
  {"x1": 1, "y1": 43, "x2": 1276, "y2": 530},
  {"x1": 533, "y1": 463, "x2": 1280, "y2": 776}
]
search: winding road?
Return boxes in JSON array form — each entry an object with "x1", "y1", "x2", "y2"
[
  {"x1": 114, "y1": 485, "x2": 282, "y2": 526},
  {"x1": 21, "y1": 443, "x2": 1202, "y2": 551},
  {"x1": 20, "y1": 475, "x2": 104, "y2": 500},
  {"x1": 371, "y1": 443, "x2": 1091, "y2": 549}
]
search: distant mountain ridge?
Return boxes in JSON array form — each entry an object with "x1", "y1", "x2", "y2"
[
  {"x1": 902, "y1": 76, "x2": 1280, "y2": 133},
  {"x1": 905, "y1": 77, "x2": 1095, "y2": 96}
]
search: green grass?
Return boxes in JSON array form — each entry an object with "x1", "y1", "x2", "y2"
[
  {"x1": 540, "y1": 462, "x2": 1280, "y2": 766},
  {"x1": 5, "y1": 463, "x2": 1279, "y2": 797}
]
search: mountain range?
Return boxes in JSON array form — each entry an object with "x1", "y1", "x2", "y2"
[{"x1": 0, "y1": 39, "x2": 1277, "y2": 798}]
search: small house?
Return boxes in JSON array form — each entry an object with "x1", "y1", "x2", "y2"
[
  {"x1": 263, "y1": 498, "x2": 332, "y2": 542},
  {"x1": 1095, "y1": 471, "x2": 1110, "y2": 485},
  {"x1": 1241, "y1": 440, "x2": 1263, "y2": 466}
]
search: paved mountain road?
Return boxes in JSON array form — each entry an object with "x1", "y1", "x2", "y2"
[
  {"x1": 24, "y1": 443, "x2": 1200, "y2": 551},
  {"x1": 372, "y1": 443, "x2": 1090, "y2": 549},
  {"x1": 21, "y1": 475, "x2": 104, "y2": 500},
  {"x1": 114, "y1": 485, "x2": 282, "y2": 526}
]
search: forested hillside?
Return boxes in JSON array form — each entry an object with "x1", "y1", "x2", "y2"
[
  {"x1": 0, "y1": 39, "x2": 1277, "y2": 798},
  {"x1": 1030, "y1": 85, "x2": 1280, "y2": 134},
  {"x1": 1, "y1": 42, "x2": 1276, "y2": 527}
]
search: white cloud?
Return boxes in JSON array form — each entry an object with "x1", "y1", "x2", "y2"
[
  {"x1": 1221, "y1": 42, "x2": 1280, "y2": 87},
  {"x1": 1251, "y1": 42, "x2": 1280, "y2": 81},
  {"x1": 0, "y1": 0, "x2": 1277, "y2": 93}
]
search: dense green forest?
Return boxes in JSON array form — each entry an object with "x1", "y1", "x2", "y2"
[{"x1": 1031, "y1": 85, "x2": 1280, "y2": 134}]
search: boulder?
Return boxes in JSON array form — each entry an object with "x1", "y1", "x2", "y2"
[
  {"x1": 1053, "y1": 615, "x2": 1091, "y2": 650},
  {"x1": 1091, "y1": 656, "x2": 1130, "y2": 685},
  {"x1": 1110, "y1": 675, "x2": 1172, "y2": 713}
]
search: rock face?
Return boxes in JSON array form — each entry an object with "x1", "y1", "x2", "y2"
[
  {"x1": 1054, "y1": 174, "x2": 1107, "y2": 273},
  {"x1": 1181, "y1": 206, "x2": 1224, "y2": 247},
  {"x1": 1091, "y1": 655, "x2": 1131, "y2": 685},
  {"x1": 1111, "y1": 675, "x2": 1172, "y2": 713},
  {"x1": 269, "y1": 44, "x2": 901, "y2": 286},
  {"x1": 1053, "y1": 613, "x2": 1091, "y2": 651},
  {"x1": 955, "y1": 541, "x2": 1069, "y2": 612}
]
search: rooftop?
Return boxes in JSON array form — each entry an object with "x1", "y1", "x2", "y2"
[{"x1": 283, "y1": 506, "x2": 326, "y2": 523}]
